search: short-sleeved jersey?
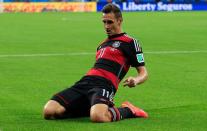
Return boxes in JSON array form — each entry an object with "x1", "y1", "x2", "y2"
[{"x1": 86, "y1": 33, "x2": 145, "y2": 90}]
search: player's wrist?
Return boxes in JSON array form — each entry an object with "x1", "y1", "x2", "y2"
[{"x1": 134, "y1": 78, "x2": 141, "y2": 86}]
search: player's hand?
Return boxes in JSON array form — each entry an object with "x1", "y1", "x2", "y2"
[{"x1": 123, "y1": 77, "x2": 138, "y2": 88}]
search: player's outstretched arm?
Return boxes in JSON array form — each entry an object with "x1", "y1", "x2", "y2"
[{"x1": 123, "y1": 66, "x2": 148, "y2": 88}]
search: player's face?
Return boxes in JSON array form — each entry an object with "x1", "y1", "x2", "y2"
[{"x1": 102, "y1": 13, "x2": 122, "y2": 36}]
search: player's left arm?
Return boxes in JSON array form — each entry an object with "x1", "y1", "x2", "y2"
[
  {"x1": 122, "y1": 37, "x2": 148, "y2": 88},
  {"x1": 123, "y1": 66, "x2": 148, "y2": 88}
]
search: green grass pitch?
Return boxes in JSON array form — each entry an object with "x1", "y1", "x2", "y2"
[{"x1": 0, "y1": 11, "x2": 207, "y2": 131}]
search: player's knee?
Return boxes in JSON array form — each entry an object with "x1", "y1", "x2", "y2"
[
  {"x1": 90, "y1": 111, "x2": 106, "y2": 122},
  {"x1": 43, "y1": 100, "x2": 66, "y2": 120},
  {"x1": 90, "y1": 104, "x2": 110, "y2": 123},
  {"x1": 43, "y1": 106, "x2": 56, "y2": 120}
]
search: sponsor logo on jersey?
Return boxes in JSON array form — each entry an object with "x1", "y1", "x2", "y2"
[
  {"x1": 112, "y1": 41, "x2": 120, "y2": 48},
  {"x1": 136, "y1": 53, "x2": 144, "y2": 63}
]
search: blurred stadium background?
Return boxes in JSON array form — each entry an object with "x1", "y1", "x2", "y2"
[
  {"x1": 2, "y1": 0, "x2": 207, "y2": 3},
  {"x1": 0, "y1": 0, "x2": 207, "y2": 12}
]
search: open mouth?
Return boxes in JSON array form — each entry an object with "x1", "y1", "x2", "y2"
[{"x1": 106, "y1": 30, "x2": 111, "y2": 34}]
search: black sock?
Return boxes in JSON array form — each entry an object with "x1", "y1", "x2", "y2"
[
  {"x1": 108, "y1": 107, "x2": 134, "y2": 121},
  {"x1": 118, "y1": 107, "x2": 134, "y2": 119}
]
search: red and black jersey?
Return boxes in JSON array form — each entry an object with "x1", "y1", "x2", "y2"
[{"x1": 86, "y1": 33, "x2": 145, "y2": 90}]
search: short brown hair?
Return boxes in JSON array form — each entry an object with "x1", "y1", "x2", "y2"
[{"x1": 102, "y1": 3, "x2": 122, "y2": 20}]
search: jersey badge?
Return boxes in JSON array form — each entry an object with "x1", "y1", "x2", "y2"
[{"x1": 112, "y1": 41, "x2": 120, "y2": 48}]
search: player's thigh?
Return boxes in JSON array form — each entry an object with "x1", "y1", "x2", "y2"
[
  {"x1": 88, "y1": 87, "x2": 115, "y2": 107},
  {"x1": 69, "y1": 97, "x2": 91, "y2": 117},
  {"x1": 51, "y1": 87, "x2": 82, "y2": 110},
  {"x1": 88, "y1": 87, "x2": 115, "y2": 121},
  {"x1": 51, "y1": 86, "x2": 90, "y2": 117}
]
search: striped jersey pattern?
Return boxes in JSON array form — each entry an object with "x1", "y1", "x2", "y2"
[{"x1": 86, "y1": 33, "x2": 145, "y2": 90}]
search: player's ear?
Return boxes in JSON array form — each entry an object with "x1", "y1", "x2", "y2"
[{"x1": 117, "y1": 17, "x2": 123, "y2": 25}]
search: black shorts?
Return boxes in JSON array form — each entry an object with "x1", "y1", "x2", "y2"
[{"x1": 51, "y1": 75, "x2": 116, "y2": 117}]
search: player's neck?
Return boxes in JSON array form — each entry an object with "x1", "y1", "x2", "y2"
[
  {"x1": 110, "y1": 29, "x2": 123, "y2": 36},
  {"x1": 116, "y1": 28, "x2": 123, "y2": 35},
  {"x1": 108, "y1": 32, "x2": 125, "y2": 39}
]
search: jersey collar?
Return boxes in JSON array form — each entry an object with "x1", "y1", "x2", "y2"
[{"x1": 108, "y1": 32, "x2": 126, "y2": 39}]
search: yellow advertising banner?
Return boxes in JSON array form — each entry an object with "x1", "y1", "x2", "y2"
[{"x1": 3, "y1": 2, "x2": 96, "y2": 13}]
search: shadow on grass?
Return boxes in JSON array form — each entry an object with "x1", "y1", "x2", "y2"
[{"x1": 54, "y1": 117, "x2": 91, "y2": 123}]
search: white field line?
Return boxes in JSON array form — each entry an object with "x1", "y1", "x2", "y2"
[
  {"x1": 0, "y1": 50, "x2": 207, "y2": 58},
  {"x1": 145, "y1": 50, "x2": 207, "y2": 54},
  {"x1": 0, "y1": 52, "x2": 95, "y2": 58}
]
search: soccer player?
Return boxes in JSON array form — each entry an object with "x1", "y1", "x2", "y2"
[{"x1": 43, "y1": 3, "x2": 148, "y2": 122}]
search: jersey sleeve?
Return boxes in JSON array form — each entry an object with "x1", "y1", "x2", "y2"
[{"x1": 122, "y1": 39, "x2": 145, "y2": 67}]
